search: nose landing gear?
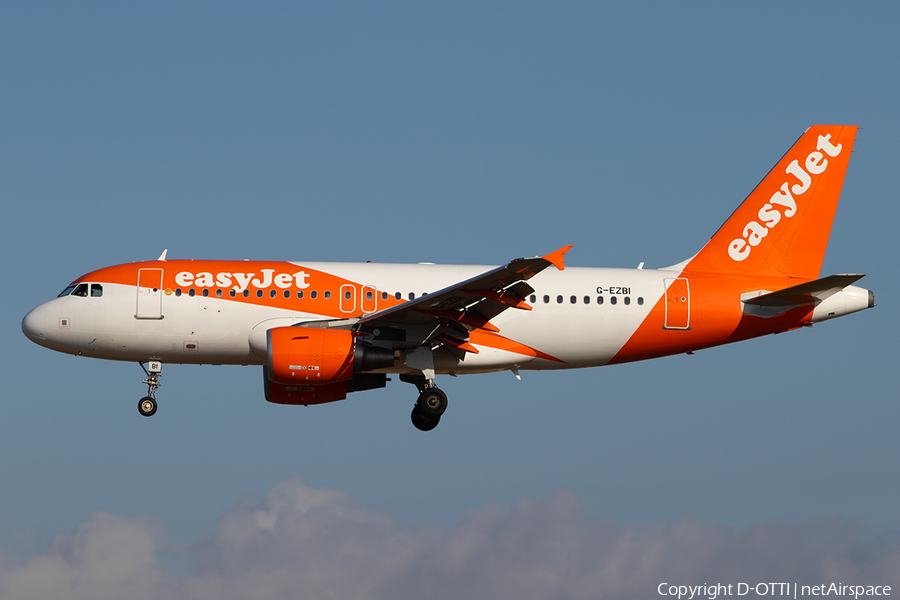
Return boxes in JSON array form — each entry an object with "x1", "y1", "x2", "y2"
[{"x1": 138, "y1": 361, "x2": 162, "y2": 417}]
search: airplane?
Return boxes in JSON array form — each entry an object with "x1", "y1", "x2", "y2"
[{"x1": 22, "y1": 125, "x2": 874, "y2": 431}]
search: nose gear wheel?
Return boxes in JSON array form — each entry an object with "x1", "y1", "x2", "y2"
[{"x1": 138, "y1": 396, "x2": 157, "y2": 417}]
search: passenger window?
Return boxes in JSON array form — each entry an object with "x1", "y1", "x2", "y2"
[
  {"x1": 270, "y1": 290, "x2": 276, "y2": 298},
  {"x1": 624, "y1": 296, "x2": 630, "y2": 305},
  {"x1": 366, "y1": 291, "x2": 373, "y2": 300},
  {"x1": 638, "y1": 297, "x2": 644, "y2": 305},
  {"x1": 324, "y1": 291, "x2": 331, "y2": 299},
  {"x1": 408, "y1": 292, "x2": 414, "y2": 300},
  {"x1": 90, "y1": 284, "x2": 103, "y2": 297},
  {"x1": 57, "y1": 285, "x2": 77, "y2": 298},
  {"x1": 243, "y1": 290, "x2": 250, "y2": 298},
  {"x1": 344, "y1": 291, "x2": 352, "y2": 299},
  {"x1": 297, "y1": 290, "x2": 304, "y2": 299},
  {"x1": 381, "y1": 292, "x2": 388, "y2": 301},
  {"x1": 230, "y1": 289, "x2": 236, "y2": 297},
  {"x1": 216, "y1": 289, "x2": 223, "y2": 297},
  {"x1": 530, "y1": 295, "x2": 536, "y2": 303},
  {"x1": 570, "y1": 295, "x2": 577, "y2": 304},
  {"x1": 597, "y1": 296, "x2": 604, "y2": 304},
  {"x1": 256, "y1": 290, "x2": 263, "y2": 298},
  {"x1": 283, "y1": 290, "x2": 290, "y2": 299},
  {"x1": 175, "y1": 289, "x2": 182, "y2": 297},
  {"x1": 543, "y1": 295, "x2": 550, "y2": 303},
  {"x1": 202, "y1": 289, "x2": 209, "y2": 297},
  {"x1": 395, "y1": 292, "x2": 402, "y2": 300},
  {"x1": 583, "y1": 296, "x2": 589, "y2": 304},
  {"x1": 610, "y1": 296, "x2": 617, "y2": 305},
  {"x1": 189, "y1": 289, "x2": 196, "y2": 297},
  {"x1": 311, "y1": 291, "x2": 318, "y2": 299},
  {"x1": 72, "y1": 284, "x2": 88, "y2": 297},
  {"x1": 556, "y1": 295, "x2": 563, "y2": 304}
]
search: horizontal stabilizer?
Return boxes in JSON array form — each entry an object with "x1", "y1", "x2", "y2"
[{"x1": 743, "y1": 274, "x2": 866, "y2": 307}]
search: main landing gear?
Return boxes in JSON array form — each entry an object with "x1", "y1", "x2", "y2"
[
  {"x1": 401, "y1": 374, "x2": 448, "y2": 432},
  {"x1": 138, "y1": 361, "x2": 162, "y2": 417}
]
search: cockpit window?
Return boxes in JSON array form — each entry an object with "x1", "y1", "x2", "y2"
[
  {"x1": 58, "y1": 285, "x2": 77, "y2": 298},
  {"x1": 90, "y1": 284, "x2": 103, "y2": 297},
  {"x1": 71, "y1": 284, "x2": 89, "y2": 297}
]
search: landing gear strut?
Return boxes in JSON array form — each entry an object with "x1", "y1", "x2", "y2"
[
  {"x1": 401, "y1": 374, "x2": 448, "y2": 432},
  {"x1": 138, "y1": 361, "x2": 162, "y2": 417}
]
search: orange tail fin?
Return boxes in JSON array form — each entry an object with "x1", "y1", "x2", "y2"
[{"x1": 684, "y1": 125, "x2": 857, "y2": 279}]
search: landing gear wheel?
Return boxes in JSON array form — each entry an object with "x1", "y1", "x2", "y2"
[
  {"x1": 138, "y1": 396, "x2": 158, "y2": 417},
  {"x1": 411, "y1": 405, "x2": 440, "y2": 432},
  {"x1": 416, "y1": 387, "x2": 448, "y2": 419}
]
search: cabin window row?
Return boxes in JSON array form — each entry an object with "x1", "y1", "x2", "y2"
[
  {"x1": 173, "y1": 288, "x2": 331, "y2": 299},
  {"x1": 529, "y1": 294, "x2": 643, "y2": 306},
  {"x1": 58, "y1": 284, "x2": 640, "y2": 307},
  {"x1": 171, "y1": 288, "x2": 429, "y2": 300}
]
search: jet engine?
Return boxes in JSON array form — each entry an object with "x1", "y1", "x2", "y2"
[{"x1": 266, "y1": 326, "x2": 394, "y2": 386}]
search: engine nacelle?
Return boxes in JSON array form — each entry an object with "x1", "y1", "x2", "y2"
[{"x1": 266, "y1": 326, "x2": 394, "y2": 386}]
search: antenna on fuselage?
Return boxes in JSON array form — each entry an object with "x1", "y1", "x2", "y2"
[{"x1": 157, "y1": 249, "x2": 168, "y2": 261}]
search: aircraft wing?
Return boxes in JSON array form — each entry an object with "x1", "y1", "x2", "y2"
[{"x1": 355, "y1": 245, "x2": 572, "y2": 347}]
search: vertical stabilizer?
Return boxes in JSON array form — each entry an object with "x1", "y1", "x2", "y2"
[{"x1": 685, "y1": 125, "x2": 857, "y2": 279}]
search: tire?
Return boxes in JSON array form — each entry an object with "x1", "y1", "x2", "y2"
[
  {"x1": 411, "y1": 405, "x2": 440, "y2": 431},
  {"x1": 138, "y1": 396, "x2": 158, "y2": 417},
  {"x1": 416, "y1": 387, "x2": 448, "y2": 419}
]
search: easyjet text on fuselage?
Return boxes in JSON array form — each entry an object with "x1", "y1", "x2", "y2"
[{"x1": 174, "y1": 269, "x2": 311, "y2": 292}]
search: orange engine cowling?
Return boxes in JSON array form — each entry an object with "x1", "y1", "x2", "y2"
[
  {"x1": 266, "y1": 326, "x2": 394, "y2": 387},
  {"x1": 267, "y1": 327, "x2": 354, "y2": 385}
]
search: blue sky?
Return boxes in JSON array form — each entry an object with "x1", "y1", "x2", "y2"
[{"x1": 2, "y1": 3, "x2": 899, "y2": 597}]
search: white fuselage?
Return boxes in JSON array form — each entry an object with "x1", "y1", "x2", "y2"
[
  {"x1": 21, "y1": 260, "x2": 873, "y2": 376},
  {"x1": 25, "y1": 263, "x2": 661, "y2": 371}
]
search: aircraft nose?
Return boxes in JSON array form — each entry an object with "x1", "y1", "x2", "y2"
[{"x1": 22, "y1": 305, "x2": 47, "y2": 343}]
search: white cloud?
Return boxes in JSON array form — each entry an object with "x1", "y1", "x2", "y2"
[
  {"x1": 1, "y1": 478, "x2": 898, "y2": 600},
  {"x1": 0, "y1": 512, "x2": 164, "y2": 600}
]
